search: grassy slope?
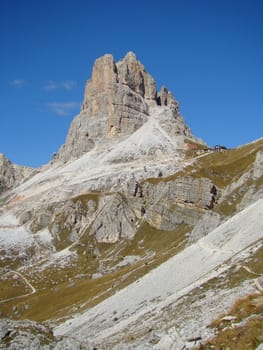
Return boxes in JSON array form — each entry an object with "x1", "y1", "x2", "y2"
[
  {"x1": 0, "y1": 222, "x2": 189, "y2": 322},
  {"x1": 193, "y1": 292, "x2": 263, "y2": 350},
  {"x1": 148, "y1": 138, "x2": 262, "y2": 185}
]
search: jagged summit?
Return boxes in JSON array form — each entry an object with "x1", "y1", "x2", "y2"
[
  {"x1": 57, "y1": 52, "x2": 195, "y2": 163},
  {"x1": 84, "y1": 52, "x2": 157, "y2": 101},
  {"x1": 82, "y1": 51, "x2": 158, "y2": 106}
]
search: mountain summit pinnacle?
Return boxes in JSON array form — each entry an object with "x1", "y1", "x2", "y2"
[{"x1": 57, "y1": 52, "x2": 194, "y2": 163}]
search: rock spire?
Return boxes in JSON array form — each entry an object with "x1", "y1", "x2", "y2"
[{"x1": 57, "y1": 52, "x2": 191, "y2": 163}]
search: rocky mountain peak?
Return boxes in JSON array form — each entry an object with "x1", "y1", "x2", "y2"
[
  {"x1": 1, "y1": 50, "x2": 263, "y2": 350},
  {"x1": 57, "y1": 52, "x2": 194, "y2": 163},
  {"x1": 81, "y1": 51, "x2": 157, "y2": 111}
]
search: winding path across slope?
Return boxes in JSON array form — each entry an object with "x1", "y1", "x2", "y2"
[{"x1": 0, "y1": 270, "x2": 36, "y2": 304}]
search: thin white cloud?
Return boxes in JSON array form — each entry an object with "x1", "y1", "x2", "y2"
[
  {"x1": 44, "y1": 80, "x2": 58, "y2": 91},
  {"x1": 61, "y1": 80, "x2": 77, "y2": 90},
  {"x1": 48, "y1": 102, "x2": 80, "y2": 116},
  {"x1": 9, "y1": 79, "x2": 26, "y2": 87},
  {"x1": 44, "y1": 80, "x2": 77, "y2": 91}
]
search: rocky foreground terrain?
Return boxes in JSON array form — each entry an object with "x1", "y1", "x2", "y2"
[{"x1": 0, "y1": 52, "x2": 263, "y2": 349}]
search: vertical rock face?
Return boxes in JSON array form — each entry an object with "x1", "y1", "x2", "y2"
[
  {"x1": 57, "y1": 52, "x2": 193, "y2": 163},
  {"x1": 89, "y1": 54, "x2": 118, "y2": 90}
]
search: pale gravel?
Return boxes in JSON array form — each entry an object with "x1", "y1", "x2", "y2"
[{"x1": 54, "y1": 198, "x2": 263, "y2": 348}]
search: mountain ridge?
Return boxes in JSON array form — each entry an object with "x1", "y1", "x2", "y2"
[{"x1": 0, "y1": 52, "x2": 262, "y2": 350}]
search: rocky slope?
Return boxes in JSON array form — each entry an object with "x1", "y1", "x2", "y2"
[
  {"x1": 0, "y1": 318, "x2": 88, "y2": 349},
  {"x1": 0, "y1": 52, "x2": 262, "y2": 349},
  {"x1": 55, "y1": 197, "x2": 263, "y2": 349}
]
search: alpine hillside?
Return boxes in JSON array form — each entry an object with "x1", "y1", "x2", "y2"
[{"x1": 0, "y1": 52, "x2": 263, "y2": 350}]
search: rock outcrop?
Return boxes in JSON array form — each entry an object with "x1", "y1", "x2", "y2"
[
  {"x1": 57, "y1": 52, "x2": 193, "y2": 163},
  {"x1": 90, "y1": 193, "x2": 138, "y2": 243},
  {"x1": 140, "y1": 176, "x2": 219, "y2": 231},
  {"x1": 18, "y1": 175, "x2": 218, "y2": 245},
  {"x1": 0, "y1": 153, "x2": 36, "y2": 194}
]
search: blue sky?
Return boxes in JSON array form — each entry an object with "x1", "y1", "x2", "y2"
[{"x1": 1, "y1": 0, "x2": 262, "y2": 167}]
